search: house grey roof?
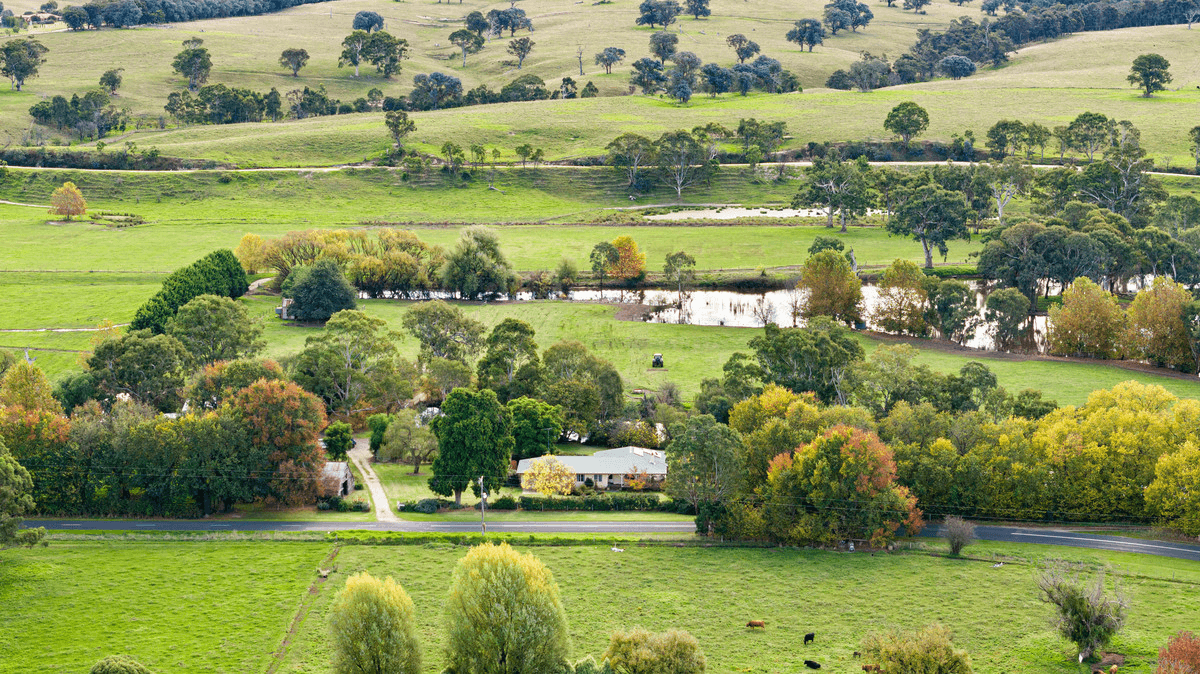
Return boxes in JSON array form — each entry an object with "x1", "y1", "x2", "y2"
[{"x1": 514, "y1": 446, "x2": 667, "y2": 476}]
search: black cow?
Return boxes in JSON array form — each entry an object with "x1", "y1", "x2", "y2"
[
  {"x1": 804, "y1": 661, "x2": 821, "y2": 670},
  {"x1": 804, "y1": 632, "x2": 815, "y2": 645}
]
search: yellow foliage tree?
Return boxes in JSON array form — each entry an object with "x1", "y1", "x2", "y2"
[
  {"x1": 1145, "y1": 442, "x2": 1200, "y2": 536},
  {"x1": 1125, "y1": 277, "x2": 1192, "y2": 370},
  {"x1": 520, "y1": 455, "x2": 575, "y2": 495},
  {"x1": 49, "y1": 181, "x2": 87, "y2": 221},
  {"x1": 329, "y1": 572, "x2": 421, "y2": 674},
  {"x1": 234, "y1": 233, "x2": 266, "y2": 274},
  {"x1": 445, "y1": 542, "x2": 571, "y2": 674},
  {"x1": 1047, "y1": 277, "x2": 1126, "y2": 359},
  {"x1": 0, "y1": 360, "x2": 62, "y2": 414},
  {"x1": 609, "y1": 235, "x2": 646, "y2": 281}
]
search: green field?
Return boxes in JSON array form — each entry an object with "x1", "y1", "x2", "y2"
[
  {"x1": 0, "y1": 0, "x2": 1198, "y2": 166},
  {"x1": 4, "y1": 537, "x2": 1199, "y2": 673},
  {"x1": 9, "y1": 293, "x2": 1200, "y2": 406}
]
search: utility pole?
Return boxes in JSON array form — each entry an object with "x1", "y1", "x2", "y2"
[{"x1": 478, "y1": 475, "x2": 487, "y2": 534}]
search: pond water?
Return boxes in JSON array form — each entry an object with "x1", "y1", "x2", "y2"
[
  {"x1": 551, "y1": 287, "x2": 1048, "y2": 353},
  {"x1": 370, "y1": 286, "x2": 1048, "y2": 354}
]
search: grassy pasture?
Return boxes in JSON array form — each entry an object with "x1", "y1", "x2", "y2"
[
  {"x1": 4, "y1": 537, "x2": 1199, "y2": 673},
  {"x1": 0, "y1": 0, "x2": 1198, "y2": 165},
  {"x1": 0, "y1": 540, "x2": 331, "y2": 674}
]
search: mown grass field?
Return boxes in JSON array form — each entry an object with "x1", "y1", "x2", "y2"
[
  {"x1": 0, "y1": 0, "x2": 1198, "y2": 165},
  {"x1": 4, "y1": 537, "x2": 1200, "y2": 673}
]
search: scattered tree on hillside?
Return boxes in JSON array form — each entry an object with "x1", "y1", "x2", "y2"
[
  {"x1": 49, "y1": 181, "x2": 86, "y2": 220},
  {"x1": 786, "y1": 19, "x2": 825, "y2": 52},
  {"x1": 449, "y1": 29, "x2": 484, "y2": 67},
  {"x1": 984, "y1": 287, "x2": 1030, "y2": 347},
  {"x1": 636, "y1": 0, "x2": 682, "y2": 28},
  {"x1": 99, "y1": 67, "x2": 123, "y2": 94},
  {"x1": 594, "y1": 46, "x2": 626, "y2": 74},
  {"x1": 465, "y1": 10, "x2": 489, "y2": 37},
  {"x1": 507, "y1": 37, "x2": 534, "y2": 69},
  {"x1": 171, "y1": 37, "x2": 211, "y2": 92},
  {"x1": 279, "y1": 48, "x2": 309, "y2": 77},
  {"x1": 385, "y1": 110, "x2": 416, "y2": 151},
  {"x1": 649, "y1": 31, "x2": 678, "y2": 65},
  {"x1": 0, "y1": 38, "x2": 48, "y2": 92},
  {"x1": 655, "y1": 129, "x2": 713, "y2": 197},
  {"x1": 903, "y1": 0, "x2": 931, "y2": 11},
  {"x1": 1127, "y1": 53, "x2": 1171, "y2": 98},
  {"x1": 339, "y1": 30, "x2": 370, "y2": 77},
  {"x1": 685, "y1": 0, "x2": 710, "y2": 19},
  {"x1": 630, "y1": 57, "x2": 667, "y2": 94},
  {"x1": 352, "y1": 10, "x2": 384, "y2": 32},
  {"x1": 363, "y1": 31, "x2": 409, "y2": 78},
  {"x1": 724, "y1": 34, "x2": 759, "y2": 63}
]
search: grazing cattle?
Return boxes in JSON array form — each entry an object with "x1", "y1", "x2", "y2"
[
  {"x1": 853, "y1": 652, "x2": 862, "y2": 658},
  {"x1": 1110, "y1": 667, "x2": 1118, "y2": 674},
  {"x1": 804, "y1": 661, "x2": 821, "y2": 670},
  {"x1": 860, "y1": 667, "x2": 880, "y2": 673},
  {"x1": 746, "y1": 620, "x2": 765, "y2": 628},
  {"x1": 804, "y1": 632, "x2": 815, "y2": 645}
]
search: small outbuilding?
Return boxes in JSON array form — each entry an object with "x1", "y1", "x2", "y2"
[{"x1": 322, "y1": 461, "x2": 355, "y2": 497}]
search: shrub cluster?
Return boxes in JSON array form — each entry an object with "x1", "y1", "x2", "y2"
[{"x1": 130, "y1": 249, "x2": 248, "y2": 333}]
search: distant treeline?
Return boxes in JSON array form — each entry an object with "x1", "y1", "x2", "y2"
[
  {"x1": 60, "y1": 0, "x2": 335, "y2": 28},
  {"x1": 830, "y1": 1, "x2": 1197, "y2": 89}
]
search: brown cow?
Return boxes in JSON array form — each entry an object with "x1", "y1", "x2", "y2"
[{"x1": 746, "y1": 620, "x2": 766, "y2": 628}]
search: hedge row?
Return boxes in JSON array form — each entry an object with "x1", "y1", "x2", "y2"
[
  {"x1": 130, "y1": 249, "x2": 249, "y2": 333},
  {"x1": 516, "y1": 494, "x2": 691, "y2": 513},
  {"x1": 0, "y1": 148, "x2": 222, "y2": 171}
]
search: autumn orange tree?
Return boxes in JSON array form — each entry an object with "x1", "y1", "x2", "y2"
[
  {"x1": 609, "y1": 235, "x2": 646, "y2": 281},
  {"x1": 227, "y1": 379, "x2": 327, "y2": 505},
  {"x1": 761, "y1": 425, "x2": 923, "y2": 546},
  {"x1": 49, "y1": 181, "x2": 87, "y2": 220},
  {"x1": 1047, "y1": 277, "x2": 1126, "y2": 359}
]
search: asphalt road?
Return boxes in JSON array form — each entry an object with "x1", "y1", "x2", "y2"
[{"x1": 24, "y1": 519, "x2": 1200, "y2": 560}]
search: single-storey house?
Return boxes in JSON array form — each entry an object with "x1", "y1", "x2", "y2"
[
  {"x1": 513, "y1": 446, "x2": 667, "y2": 490},
  {"x1": 322, "y1": 461, "x2": 355, "y2": 497}
]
